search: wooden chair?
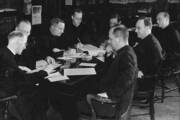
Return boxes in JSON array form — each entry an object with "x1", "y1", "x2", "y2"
[
  {"x1": 0, "y1": 68, "x2": 20, "y2": 120},
  {"x1": 0, "y1": 95, "x2": 17, "y2": 120},
  {"x1": 131, "y1": 75, "x2": 158, "y2": 120},
  {"x1": 78, "y1": 82, "x2": 136, "y2": 120}
]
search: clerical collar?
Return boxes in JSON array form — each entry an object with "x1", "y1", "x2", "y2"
[{"x1": 7, "y1": 46, "x2": 15, "y2": 55}]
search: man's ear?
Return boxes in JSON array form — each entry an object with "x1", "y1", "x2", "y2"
[{"x1": 71, "y1": 15, "x2": 73, "y2": 20}]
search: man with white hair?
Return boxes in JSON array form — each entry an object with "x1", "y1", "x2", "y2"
[
  {"x1": 156, "y1": 11, "x2": 180, "y2": 92},
  {"x1": 0, "y1": 30, "x2": 54, "y2": 120}
]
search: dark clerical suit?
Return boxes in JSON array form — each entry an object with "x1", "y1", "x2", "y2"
[
  {"x1": 15, "y1": 36, "x2": 37, "y2": 69},
  {"x1": 134, "y1": 34, "x2": 163, "y2": 90},
  {"x1": 64, "y1": 21, "x2": 94, "y2": 47},
  {"x1": 36, "y1": 32, "x2": 69, "y2": 60},
  {"x1": 0, "y1": 47, "x2": 49, "y2": 120},
  {"x1": 154, "y1": 24, "x2": 180, "y2": 68},
  {"x1": 100, "y1": 45, "x2": 138, "y2": 101},
  {"x1": 154, "y1": 24, "x2": 180, "y2": 92}
]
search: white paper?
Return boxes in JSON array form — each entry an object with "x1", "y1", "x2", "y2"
[
  {"x1": 79, "y1": 63, "x2": 96, "y2": 67},
  {"x1": 79, "y1": 44, "x2": 105, "y2": 56},
  {"x1": 65, "y1": 0, "x2": 73, "y2": 5},
  {"x1": 57, "y1": 56, "x2": 73, "y2": 60},
  {"x1": 64, "y1": 68, "x2": 96, "y2": 76},
  {"x1": 32, "y1": 5, "x2": 42, "y2": 25},
  {"x1": 98, "y1": 92, "x2": 108, "y2": 98},
  {"x1": 45, "y1": 72, "x2": 69, "y2": 82}
]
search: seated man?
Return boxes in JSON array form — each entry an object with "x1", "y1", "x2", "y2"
[
  {"x1": 134, "y1": 17, "x2": 164, "y2": 90},
  {"x1": 64, "y1": 8, "x2": 94, "y2": 48},
  {"x1": 99, "y1": 25, "x2": 138, "y2": 101},
  {"x1": 156, "y1": 11, "x2": 180, "y2": 92},
  {"x1": 0, "y1": 31, "x2": 54, "y2": 120},
  {"x1": 98, "y1": 13, "x2": 122, "y2": 46},
  {"x1": 37, "y1": 18, "x2": 67, "y2": 64},
  {"x1": 14, "y1": 19, "x2": 37, "y2": 69},
  {"x1": 156, "y1": 12, "x2": 180, "y2": 68}
]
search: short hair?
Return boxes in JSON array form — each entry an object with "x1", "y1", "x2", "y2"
[
  {"x1": 138, "y1": 17, "x2": 152, "y2": 29},
  {"x1": 112, "y1": 25, "x2": 129, "y2": 42},
  {"x1": 158, "y1": 11, "x2": 170, "y2": 19},
  {"x1": 109, "y1": 13, "x2": 121, "y2": 22},
  {"x1": 73, "y1": 8, "x2": 83, "y2": 15},
  {"x1": 50, "y1": 18, "x2": 65, "y2": 27},
  {"x1": 16, "y1": 19, "x2": 31, "y2": 27},
  {"x1": 8, "y1": 31, "x2": 26, "y2": 42}
]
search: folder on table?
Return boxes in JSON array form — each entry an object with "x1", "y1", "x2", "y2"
[
  {"x1": 45, "y1": 72, "x2": 69, "y2": 82},
  {"x1": 64, "y1": 68, "x2": 96, "y2": 76},
  {"x1": 79, "y1": 63, "x2": 96, "y2": 67}
]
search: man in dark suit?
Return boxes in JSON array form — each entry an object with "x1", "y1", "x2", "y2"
[
  {"x1": 134, "y1": 17, "x2": 163, "y2": 90},
  {"x1": 0, "y1": 31, "x2": 54, "y2": 120},
  {"x1": 37, "y1": 18, "x2": 68, "y2": 64},
  {"x1": 14, "y1": 19, "x2": 38, "y2": 69},
  {"x1": 156, "y1": 11, "x2": 180, "y2": 92},
  {"x1": 156, "y1": 12, "x2": 180, "y2": 67},
  {"x1": 99, "y1": 25, "x2": 138, "y2": 101},
  {"x1": 64, "y1": 8, "x2": 94, "y2": 48}
]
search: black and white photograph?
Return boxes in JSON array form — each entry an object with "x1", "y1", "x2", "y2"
[{"x1": 0, "y1": 0, "x2": 180, "y2": 120}]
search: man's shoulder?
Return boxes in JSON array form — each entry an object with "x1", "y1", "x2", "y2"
[{"x1": 118, "y1": 46, "x2": 137, "y2": 59}]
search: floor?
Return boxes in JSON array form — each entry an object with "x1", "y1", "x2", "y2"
[
  {"x1": 47, "y1": 80, "x2": 180, "y2": 120},
  {"x1": 131, "y1": 81, "x2": 180, "y2": 120}
]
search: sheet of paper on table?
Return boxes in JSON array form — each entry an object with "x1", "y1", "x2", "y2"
[
  {"x1": 79, "y1": 44, "x2": 106, "y2": 56},
  {"x1": 64, "y1": 68, "x2": 96, "y2": 76},
  {"x1": 98, "y1": 92, "x2": 108, "y2": 98},
  {"x1": 45, "y1": 72, "x2": 69, "y2": 82},
  {"x1": 79, "y1": 62, "x2": 96, "y2": 67}
]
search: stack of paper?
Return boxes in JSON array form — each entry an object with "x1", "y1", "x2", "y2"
[
  {"x1": 79, "y1": 44, "x2": 105, "y2": 56},
  {"x1": 79, "y1": 63, "x2": 96, "y2": 67},
  {"x1": 64, "y1": 68, "x2": 96, "y2": 76},
  {"x1": 45, "y1": 72, "x2": 69, "y2": 82}
]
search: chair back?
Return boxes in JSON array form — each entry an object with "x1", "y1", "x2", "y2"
[{"x1": 83, "y1": 77, "x2": 137, "y2": 120}]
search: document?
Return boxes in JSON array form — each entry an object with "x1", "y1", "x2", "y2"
[
  {"x1": 57, "y1": 56, "x2": 73, "y2": 60},
  {"x1": 64, "y1": 68, "x2": 96, "y2": 76},
  {"x1": 98, "y1": 92, "x2": 108, "y2": 98},
  {"x1": 79, "y1": 44, "x2": 105, "y2": 56},
  {"x1": 79, "y1": 63, "x2": 96, "y2": 67},
  {"x1": 45, "y1": 72, "x2": 69, "y2": 82}
]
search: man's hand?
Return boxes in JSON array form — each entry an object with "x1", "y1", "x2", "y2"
[
  {"x1": 52, "y1": 48, "x2": 63, "y2": 53},
  {"x1": 46, "y1": 56, "x2": 55, "y2": 64},
  {"x1": 138, "y1": 71, "x2": 144, "y2": 78},
  {"x1": 18, "y1": 66, "x2": 32, "y2": 73}
]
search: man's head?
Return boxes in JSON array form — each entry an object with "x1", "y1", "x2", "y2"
[
  {"x1": 71, "y1": 8, "x2": 83, "y2": 27},
  {"x1": 109, "y1": 13, "x2": 121, "y2": 28},
  {"x1": 15, "y1": 20, "x2": 31, "y2": 37},
  {"x1": 8, "y1": 31, "x2": 28, "y2": 55},
  {"x1": 108, "y1": 25, "x2": 129, "y2": 51},
  {"x1": 49, "y1": 18, "x2": 65, "y2": 37},
  {"x1": 135, "y1": 17, "x2": 152, "y2": 39},
  {"x1": 156, "y1": 12, "x2": 170, "y2": 29}
]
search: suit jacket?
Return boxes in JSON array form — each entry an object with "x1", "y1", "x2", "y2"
[
  {"x1": 134, "y1": 34, "x2": 163, "y2": 75},
  {"x1": 0, "y1": 47, "x2": 47, "y2": 95},
  {"x1": 154, "y1": 24, "x2": 180, "y2": 60},
  {"x1": 100, "y1": 46, "x2": 138, "y2": 101},
  {"x1": 15, "y1": 36, "x2": 37, "y2": 69},
  {"x1": 64, "y1": 21, "x2": 94, "y2": 47},
  {"x1": 36, "y1": 32, "x2": 68, "y2": 59}
]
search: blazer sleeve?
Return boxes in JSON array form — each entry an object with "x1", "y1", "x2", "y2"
[{"x1": 107, "y1": 52, "x2": 137, "y2": 100}]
